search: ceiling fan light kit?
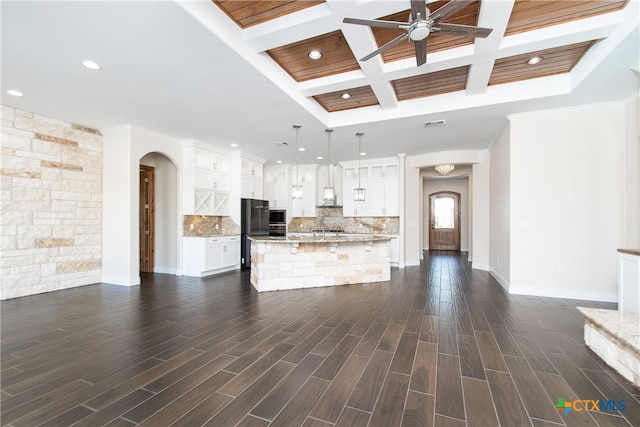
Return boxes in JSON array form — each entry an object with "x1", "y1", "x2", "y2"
[{"x1": 343, "y1": 0, "x2": 492, "y2": 66}]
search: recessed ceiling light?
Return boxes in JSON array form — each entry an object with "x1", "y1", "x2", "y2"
[
  {"x1": 6, "y1": 89, "x2": 23, "y2": 97},
  {"x1": 82, "y1": 60, "x2": 101, "y2": 70},
  {"x1": 298, "y1": 147, "x2": 305, "y2": 152},
  {"x1": 317, "y1": 156, "x2": 323, "y2": 160},
  {"x1": 308, "y1": 50, "x2": 322, "y2": 60},
  {"x1": 527, "y1": 56, "x2": 543, "y2": 65},
  {"x1": 360, "y1": 152, "x2": 366, "y2": 156},
  {"x1": 230, "y1": 143, "x2": 238, "y2": 147},
  {"x1": 276, "y1": 160, "x2": 282, "y2": 164},
  {"x1": 341, "y1": 93, "x2": 351, "y2": 99}
]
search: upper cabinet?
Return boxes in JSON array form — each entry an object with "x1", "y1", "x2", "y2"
[
  {"x1": 183, "y1": 141, "x2": 232, "y2": 216},
  {"x1": 233, "y1": 154, "x2": 265, "y2": 200},
  {"x1": 340, "y1": 157, "x2": 399, "y2": 217},
  {"x1": 264, "y1": 166, "x2": 289, "y2": 209},
  {"x1": 291, "y1": 164, "x2": 317, "y2": 217}
]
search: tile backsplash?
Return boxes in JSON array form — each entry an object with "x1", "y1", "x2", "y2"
[
  {"x1": 288, "y1": 207, "x2": 399, "y2": 234},
  {"x1": 183, "y1": 215, "x2": 240, "y2": 237}
]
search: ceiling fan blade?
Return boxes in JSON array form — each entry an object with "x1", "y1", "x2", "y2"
[
  {"x1": 430, "y1": 0, "x2": 474, "y2": 22},
  {"x1": 434, "y1": 23, "x2": 492, "y2": 38},
  {"x1": 414, "y1": 39, "x2": 427, "y2": 66},
  {"x1": 410, "y1": 0, "x2": 427, "y2": 21},
  {"x1": 343, "y1": 17, "x2": 406, "y2": 30},
  {"x1": 360, "y1": 33, "x2": 409, "y2": 61}
]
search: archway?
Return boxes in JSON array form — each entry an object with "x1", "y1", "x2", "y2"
[{"x1": 140, "y1": 152, "x2": 178, "y2": 274}]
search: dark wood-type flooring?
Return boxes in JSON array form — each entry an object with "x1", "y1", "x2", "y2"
[{"x1": 2, "y1": 251, "x2": 639, "y2": 426}]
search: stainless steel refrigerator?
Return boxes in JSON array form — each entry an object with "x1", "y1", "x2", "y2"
[{"x1": 240, "y1": 198, "x2": 269, "y2": 269}]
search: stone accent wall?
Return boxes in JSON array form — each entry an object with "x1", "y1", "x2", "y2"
[{"x1": 1, "y1": 106, "x2": 102, "y2": 299}]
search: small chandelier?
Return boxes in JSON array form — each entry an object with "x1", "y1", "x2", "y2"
[
  {"x1": 353, "y1": 132, "x2": 366, "y2": 201},
  {"x1": 292, "y1": 124, "x2": 303, "y2": 199},
  {"x1": 323, "y1": 129, "x2": 336, "y2": 202},
  {"x1": 435, "y1": 164, "x2": 455, "y2": 176}
]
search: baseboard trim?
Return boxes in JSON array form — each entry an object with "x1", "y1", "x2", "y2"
[
  {"x1": 489, "y1": 269, "x2": 510, "y2": 292},
  {"x1": 154, "y1": 267, "x2": 177, "y2": 275},
  {"x1": 509, "y1": 285, "x2": 618, "y2": 303},
  {"x1": 472, "y1": 262, "x2": 490, "y2": 272},
  {"x1": 102, "y1": 275, "x2": 140, "y2": 286},
  {"x1": 489, "y1": 269, "x2": 617, "y2": 302}
]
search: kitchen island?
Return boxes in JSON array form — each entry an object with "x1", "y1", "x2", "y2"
[{"x1": 248, "y1": 235, "x2": 392, "y2": 292}]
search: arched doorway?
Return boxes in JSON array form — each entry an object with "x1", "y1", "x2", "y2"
[{"x1": 140, "y1": 152, "x2": 178, "y2": 274}]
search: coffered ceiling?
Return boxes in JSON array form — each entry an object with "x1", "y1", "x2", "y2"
[
  {"x1": 1, "y1": 0, "x2": 638, "y2": 165},
  {"x1": 208, "y1": 0, "x2": 629, "y2": 116}
]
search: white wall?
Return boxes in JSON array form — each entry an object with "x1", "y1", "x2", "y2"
[
  {"x1": 489, "y1": 123, "x2": 511, "y2": 288},
  {"x1": 422, "y1": 176, "x2": 470, "y2": 252},
  {"x1": 623, "y1": 95, "x2": 640, "y2": 247},
  {"x1": 102, "y1": 126, "x2": 182, "y2": 286},
  {"x1": 508, "y1": 104, "x2": 626, "y2": 301},
  {"x1": 140, "y1": 152, "x2": 178, "y2": 274}
]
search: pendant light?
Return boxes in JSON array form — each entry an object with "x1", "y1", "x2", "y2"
[
  {"x1": 291, "y1": 124, "x2": 303, "y2": 199},
  {"x1": 323, "y1": 129, "x2": 335, "y2": 203},
  {"x1": 353, "y1": 132, "x2": 366, "y2": 201}
]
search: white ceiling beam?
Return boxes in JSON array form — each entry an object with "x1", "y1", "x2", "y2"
[{"x1": 466, "y1": 0, "x2": 514, "y2": 96}]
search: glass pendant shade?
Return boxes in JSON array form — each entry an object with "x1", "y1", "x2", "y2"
[
  {"x1": 353, "y1": 132, "x2": 366, "y2": 202},
  {"x1": 323, "y1": 128, "x2": 335, "y2": 204},
  {"x1": 292, "y1": 124, "x2": 303, "y2": 199}
]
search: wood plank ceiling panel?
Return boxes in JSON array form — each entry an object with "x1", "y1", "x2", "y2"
[
  {"x1": 266, "y1": 31, "x2": 360, "y2": 82},
  {"x1": 392, "y1": 66, "x2": 470, "y2": 101},
  {"x1": 313, "y1": 86, "x2": 378, "y2": 112},
  {"x1": 213, "y1": 0, "x2": 324, "y2": 28},
  {"x1": 488, "y1": 40, "x2": 595, "y2": 85},
  {"x1": 505, "y1": 0, "x2": 629, "y2": 35},
  {"x1": 371, "y1": 0, "x2": 481, "y2": 63}
]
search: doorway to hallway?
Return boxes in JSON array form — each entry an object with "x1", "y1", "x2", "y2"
[{"x1": 139, "y1": 164, "x2": 154, "y2": 272}]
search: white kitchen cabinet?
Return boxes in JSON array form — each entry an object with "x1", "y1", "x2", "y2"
[
  {"x1": 291, "y1": 165, "x2": 317, "y2": 217},
  {"x1": 241, "y1": 175, "x2": 263, "y2": 199},
  {"x1": 264, "y1": 166, "x2": 289, "y2": 208},
  {"x1": 234, "y1": 155, "x2": 265, "y2": 200},
  {"x1": 183, "y1": 235, "x2": 240, "y2": 277},
  {"x1": 183, "y1": 142, "x2": 232, "y2": 216},
  {"x1": 341, "y1": 158, "x2": 398, "y2": 217}
]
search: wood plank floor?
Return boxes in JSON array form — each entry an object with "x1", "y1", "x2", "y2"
[{"x1": 2, "y1": 251, "x2": 638, "y2": 426}]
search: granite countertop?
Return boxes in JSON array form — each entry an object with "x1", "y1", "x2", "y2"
[
  {"x1": 618, "y1": 249, "x2": 640, "y2": 256},
  {"x1": 248, "y1": 235, "x2": 393, "y2": 243},
  {"x1": 577, "y1": 307, "x2": 640, "y2": 352}
]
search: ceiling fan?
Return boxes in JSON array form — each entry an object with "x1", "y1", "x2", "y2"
[{"x1": 343, "y1": 0, "x2": 493, "y2": 66}]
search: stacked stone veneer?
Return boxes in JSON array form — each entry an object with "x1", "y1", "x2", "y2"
[
  {"x1": 578, "y1": 307, "x2": 640, "y2": 387},
  {"x1": 250, "y1": 239, "x2": 391, "y2": 292},
  {"x1": 1, "y1": 106, "x2": 102, "y2": 300}
]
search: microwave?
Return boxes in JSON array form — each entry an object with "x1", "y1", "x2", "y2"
[{"x1": 269, "y1": 209, "x2": 286, "y2": 225}]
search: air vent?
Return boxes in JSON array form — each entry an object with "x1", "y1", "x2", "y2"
[
  {"x1": 273, "y1": 141, "x2": 288, "y2": 147},
  {"x1": 424, "y1": 119, "x2": 445, "y2": 127}
]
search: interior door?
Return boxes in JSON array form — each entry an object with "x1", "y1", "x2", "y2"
[
  {"x1": 429, "y1": 191, "x2": 460, "y2": 251},
  {"x1": 140, "y1": 165, "x2": 154, "y2": 272}
]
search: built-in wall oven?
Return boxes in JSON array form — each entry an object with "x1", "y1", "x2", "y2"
[{"x1": 268, "y1": 209, "x2": 286, "y2": 237}]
